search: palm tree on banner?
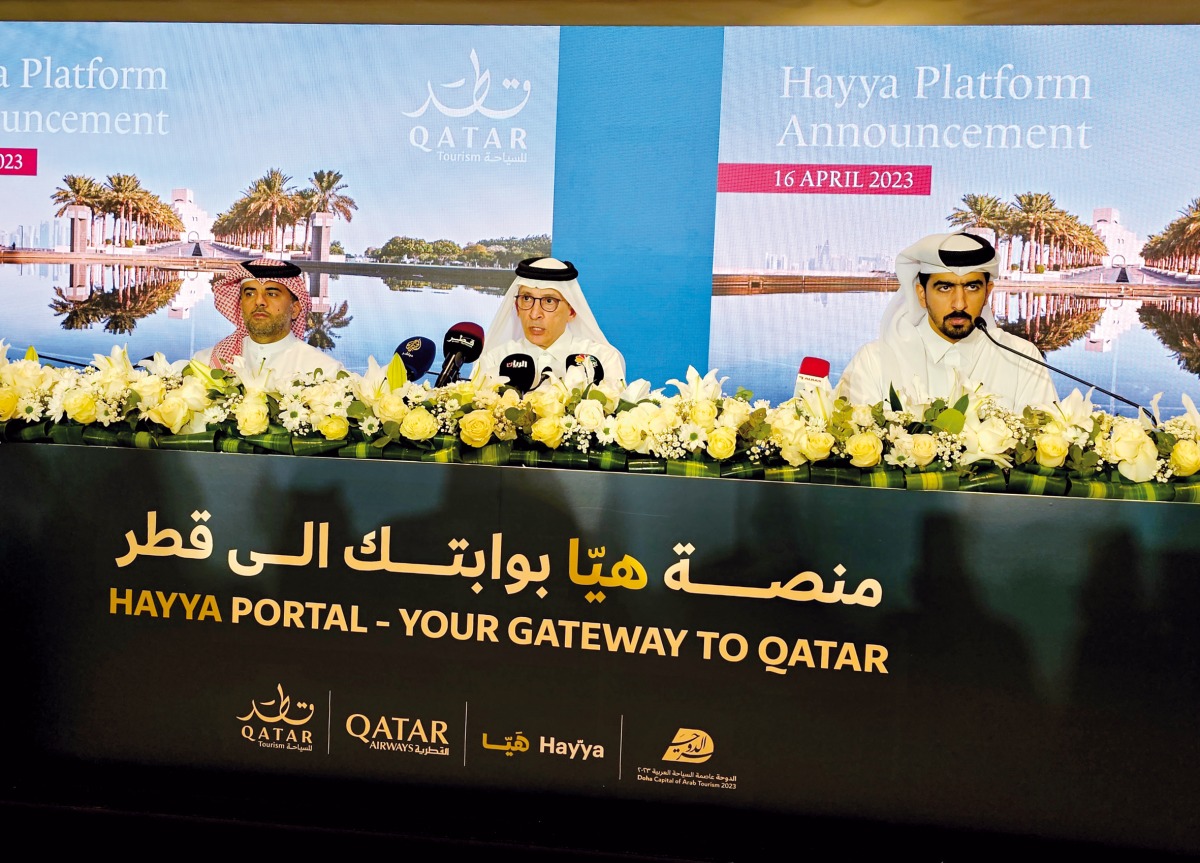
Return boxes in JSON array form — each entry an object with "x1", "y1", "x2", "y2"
[
  {"x1": 246, "y1": 169, "x2": 296, "y2": 252},
  {"x1": 51, "y1": 174, "x2": 104, "y2": 250},
  {"x1": 104, "y1": 173, "x2": 145, "y2": 247},
  {"x1": 293, "y1": 189, "x2": 318, "y2": 254},
  {"x1": 310, "y1": 170, "x2": 358, "y2": 223},
  {"x1": 306, "y1": 300, "x2": 353, "y2": 350},
  {"x1": 1012, "y1": 192, "x2": 1058, "y2": 272},
  {"x1": 947, "y1": 193, "x2": 1015, "y2": 271}
]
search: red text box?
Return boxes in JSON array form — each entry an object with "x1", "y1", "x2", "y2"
[
  {"x1": 718, "y1": 163, "x2": 931, "y2": 195},
  {"x1": 0, "y1": 148, "x2": 38, "y2": 176}
]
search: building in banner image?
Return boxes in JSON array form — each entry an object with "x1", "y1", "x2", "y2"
[
  {"x1": 1092, "y1": 207, "x2": 1142, "y2": 266},
  {"x1": 171, "y1": 188, "x2": 214, "y2": 243}
]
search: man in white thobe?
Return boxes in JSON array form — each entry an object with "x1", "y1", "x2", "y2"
[
  {"x1": 476, "y1": 257, "x2": 625, "y2": 388},
  {"x1": 836, "y1": 232, "x2": 1057, "y2": 411}
]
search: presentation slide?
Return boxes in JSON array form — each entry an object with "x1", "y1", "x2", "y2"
[{"x1": 711, "y1": 27, "x2": 1200, "y2": 415}]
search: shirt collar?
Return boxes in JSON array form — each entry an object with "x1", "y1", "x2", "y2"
[{"x1": 918, "y1": 318, "x2": 984, "y2": 363}]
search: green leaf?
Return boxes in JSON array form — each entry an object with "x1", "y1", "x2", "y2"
[
  {"x1": 347, "y1": 400, "x2": 371, "y2": 420},
  {"x1": 734, "y1": 386, "x2": 754, "y2": 402},
  {"x1": 952, "y1": 394, "x2": 970, "y2": 414},
  {"x1": 933, "y1": 408, "x2": 966, "y2": 435},
  {"x1": 888, "y1": 384, "x2": 903, "y2": 412},
  {"x1": 23, "y1": 345, "x2": 39, "y2": 362}
]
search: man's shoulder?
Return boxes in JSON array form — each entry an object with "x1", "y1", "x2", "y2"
[
  {"x1": 990, "y1": 326, "x2": 1042, "y2": 357},
  {"x1": 281, "y1": 339, "x2": 344, "y2": 373}
]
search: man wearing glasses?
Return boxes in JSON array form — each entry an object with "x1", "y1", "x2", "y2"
[{"x1": 477, "y1": 257, "x2": 626, "y2": 387}]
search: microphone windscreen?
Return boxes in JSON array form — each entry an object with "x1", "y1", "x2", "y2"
[
  {"x1": 566, "y1": 353, "x2": 604, "y2": 384},
  {"x1": 394, "y1": 336, "x2": 436, "y2": 379},
  {"x1": 499, "y1": 353, "x2": 536, "y2": 393},
  {"x1": 798, "y1": 356, "x2": 831, "y2": 378},
  {"x1": 442, "y1": 321, "x2": 485, "y2": 363}
]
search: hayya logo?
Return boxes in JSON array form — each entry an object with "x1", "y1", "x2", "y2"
[
  {"x1": 662, "y1": 728, "x2": 714, "y2": 764},
  {"x1": 345, "y1": 712, "x2": 450, "y2": 755},
  {"x1": 237, "y1": 683, "x2": 315, "y2": 751},
  {"x1": 403, "y1": 49, "x2": 531, "y2": 159},
  {"x1": 481, "y1": 730, "x2": 605, "y2": 760},
  {"x1": 481, "y1": 730, "x2": 530, "y2": 756}
]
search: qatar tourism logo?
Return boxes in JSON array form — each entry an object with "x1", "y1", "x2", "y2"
[
  {"x1": 236, "y1": 683, "x2": 315, "y2": 752},
  {"x1": 403, "y1": 49, "x2": 532, "y2": 160}
]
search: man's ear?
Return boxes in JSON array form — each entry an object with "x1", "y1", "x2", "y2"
[
  {"x1": 568, "y1": 305, "x2": 576, "y2": 320},
  {"x1": 915, "y1": 284, "x2": 928, "y2": 310},
  {"x1": 290, "y1": 299, "x2": 302, "y2": 323}
]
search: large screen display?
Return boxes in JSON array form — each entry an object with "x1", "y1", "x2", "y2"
[{"x1": 4, "y1": 23, "x2": 1200, "y2": 416}]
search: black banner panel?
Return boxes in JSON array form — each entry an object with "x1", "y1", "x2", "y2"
[{"x1": 2, "y1": 446, "x2": 1197, "y2": 854}]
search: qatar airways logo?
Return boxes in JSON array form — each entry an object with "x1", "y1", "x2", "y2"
[{"x1": 403, "y1": 49, "x2": 531, "y2": 160}]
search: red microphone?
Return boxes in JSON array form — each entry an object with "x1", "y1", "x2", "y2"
[{"x1": 793, "y1": 356, "x2": 831, "y2": 399}]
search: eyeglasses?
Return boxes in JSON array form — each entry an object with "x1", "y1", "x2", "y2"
[{"x1": 516, "y1": 294, "x2": 563, "y2": 312}]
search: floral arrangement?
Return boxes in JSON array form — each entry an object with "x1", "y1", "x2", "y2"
[{"x1": 3, "y1": 339, "x2": 1200, "y2": 500}]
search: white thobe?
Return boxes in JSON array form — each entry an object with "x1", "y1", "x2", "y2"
[
  {"x1": 193, "y1": 334, "x2": 344, "y2": 388},
  {"x1": 476, "y1": 329, "x2": 626, "y2": 387},
  {"x1": 836, "y1": 321, "x2": 1057, "y2": 411}
]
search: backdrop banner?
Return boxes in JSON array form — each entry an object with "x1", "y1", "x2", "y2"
[{"x1": 2, "y1": 445, "x2": 1197, "y2": 853}]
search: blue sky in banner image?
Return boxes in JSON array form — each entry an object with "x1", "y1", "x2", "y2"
[
  {"x1": 713, "y1": 26, "x2": 1200, "y2": 273},
  {"x1": 0, "y1": 22, "x2": 559, "y2": 252}
]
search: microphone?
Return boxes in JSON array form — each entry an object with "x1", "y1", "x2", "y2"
[
  {"x1": 434, "y1": 321, "x2": 484, "y2": 388},
  {"x1": 393, "y1": 336, "x2": 436, "y2": 380},
  {"x1": 793, "y1": 356, "x2": 831, "y2": 399},
  {"x1": 566, "y1": 353, "x2": 604, "y2": 385},
  {"x1": 499, "y1": 353, "x2": 536, "y2": 394},
  {"x1": 973, "y1": 316, "x2": 1146, "y2": 413}
]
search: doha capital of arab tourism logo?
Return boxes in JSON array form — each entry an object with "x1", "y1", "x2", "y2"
[{"x1": 662, "y1": 727, "x2": 714, "y2": 764}]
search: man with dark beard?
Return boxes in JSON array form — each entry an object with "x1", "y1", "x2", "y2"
[
  {"x1": 193, "y1": 259, "x2": 343, "y2": 385},
  {"x1": 835, "y1": 232, "x2": 1057, "y2": 411}
]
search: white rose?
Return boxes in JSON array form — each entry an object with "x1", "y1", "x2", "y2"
[{"x1": 573, "y1": 398, "x2": 607, "y2": 433}]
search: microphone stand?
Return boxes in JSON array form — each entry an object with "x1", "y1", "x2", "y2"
[{"x1": 973, "y1": 316, "x2": 1146, "y2": 414}]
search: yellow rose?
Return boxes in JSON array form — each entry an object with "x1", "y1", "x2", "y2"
[
  {"x1": 62, "y1": 389, "x2": 98, "y2": 425},
  {"x1": 689, "y1": 399, "x2": 719, "y2": 431},
  {"x1": 130, "y1": 375, "x2": 166, "y2": 410},
  {"x1": 910, "y1": 433, "x2": 938, "y2": 467},
  {"x1": 613, "y1": 413, "x2": 647, "y2": 452},
  {"x1": 798, "y1": 430, "x2": 835, "y2": 463},
  {"x1": 1035, "y1": 432, "x2": 1070, "y2": 469},
  {"x1": 234, "y1": 392, "x2": 271, "y2": 436},
  {"x1": 706, "y1": 426, "x2": 738, "y2": 461},
  {"x1": 1169, "y1": 439, "x2": 1200, "y2": 477},
  {"x1": 7, "y1": 360, "x2": 49, "y2": 395},
  {"x1": 530, "y1": 416, "x2": 565, "y2": 449},
  {"x1": 315, "y1": 414, "x2": 350, "y2": 441},
  {"x1": 844, "y1": 431, "x2": 882, "y2": 468},
  {"x1": 0, "y1": 386, "x2": 17, "y2": 421},
  {"x1": 779, "y1": 440, "x2": 808, "y2": 467},
  {"x1": 459, "y1": 409, "x2": 497, "y2": 448},
  {"x1": 375, "y1": 391, "x2": 410, "y2": 425},
  {"x1": 1109, "y1": 422, "x2": 1159, "y2": 482},
  {"x1": 573, "y1": 398, "x2": 607, "y2": 433},
  {"x1": 399, "y1": 406, "x2": 439, "y2": 441},
  {"x1": 147, "y1": 395, "x2": 191, "y2": 434},
  {"x1": 527, "y1": 387, "x2": 565, "y2": 418}
]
